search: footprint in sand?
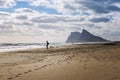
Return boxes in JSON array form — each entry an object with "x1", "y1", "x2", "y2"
[
  {"x1": 34, "y1": 68, "x2": 39, "y2": 71},
  {"x1": 41, "y1": 65, "x2": 47, "y2": 68},
  {"x1": 15, "y1": 74, "x2": 22, "y2": 78},
  {"x1": 24, "y1": 71, "x2": 28, "y2": 74},
  {"x1": 82, "y1": 51, "x2": 86, "y2": 53},
  {"x1": 0, "y1": 65, "x2": 4, "y2": 67},
  {"x1": 79, "y1": 60, "x2": 82, "y2": 63},
  {"x1": 112, "y1": 76, "x2": 118, "y2": 80},
  {"x1": 34, "y1": 64, "x2": 50, "y2": 71},
  {"x1": 48, "y1": 64, "x2": 52, "y2": 66},
  {"x1": 34, "y1": 66, "x2": 38, "y2": 68},
  {"x1": 83, "y1": 64, "x2": 87, "y2": 69},
  {"x1": 8, "y1": 77, "x2": 13, "y2": 80},
  {"x1": 23, "y1": 70, "x2": 32, "y2": 74},
  {"x1": 37, "y1": 67, "x2": 42, "y2": 70},
  {"x1": 7, "y1": 68, "x2": 12, "y2": 72},
  {"x1": 8, "y1": 68, "x2": 12, "y2": 70},
  {"x1": 83, "y1": 66, "x2": 87, "y2": 69},
  {"x1": 67, "y1": 61, "x2": 70, "y2": 64},
  {"x1": 15, "y1": 75, "x2": 19, "y2": 78},
  {"x1": 38, "y1": 59, "x2": 43, "y2": 62},
  {"x1": 84, "y1": 60, "x2": 87, "y2": 63},
  {"x1": 57, "y1": 60, "x2": 61, "y2": 64},
  {"x1": 28, "y1": 70, "x2": 32, "y2": 72},
  {"x1": 23, "y1": 65, "x2": 49, "y2": 76}
]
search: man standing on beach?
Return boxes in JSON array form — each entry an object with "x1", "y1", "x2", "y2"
[{"x1": 46, "y1": 41, "x2": 49, "y2": 49}]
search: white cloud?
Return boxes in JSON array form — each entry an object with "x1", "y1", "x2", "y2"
[
  {"x1": 0, "y1": 0, "x2": 120, "y2": 42},
  {"x1": 0, "y1": 7, "x2": 86, "y2": 42},
  {"x1": 16, "y1": 0, "x2": 80, "y2": 14},
  {"x1": 0, "y1": 11, "x2": 10, "y2": 15},
  {"x1": 0, "y1": 0, "x2": 16, "y2": 8}
]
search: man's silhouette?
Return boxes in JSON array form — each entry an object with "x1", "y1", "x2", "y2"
[{"x1": 46, "y1": 41, "x2": 49, "y2": 49}]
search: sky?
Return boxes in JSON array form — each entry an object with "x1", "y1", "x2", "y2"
[{"x1": 0, "y1": 0, "x2": 120, "y2": 43}]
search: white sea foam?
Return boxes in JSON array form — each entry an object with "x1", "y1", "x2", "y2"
[{"x1": 0, "y1": 43, "x2": 64, "y2": 52}]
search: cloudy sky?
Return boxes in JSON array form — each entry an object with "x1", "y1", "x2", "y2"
[{"x1": 0, "y1": 0, "x2": 120, "y2": 43}]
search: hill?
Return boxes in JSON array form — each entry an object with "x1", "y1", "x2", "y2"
[{"x1": 66, "y1": 29, "x2": 108, "y2": 43}]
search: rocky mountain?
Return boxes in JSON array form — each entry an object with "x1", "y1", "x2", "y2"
[{"x1": 66, "y1": 29, "x2": 108, "y2": 43}]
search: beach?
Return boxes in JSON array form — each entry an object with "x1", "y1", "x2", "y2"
[{"x1": 0, "y1": 44, "x2": 120, "y2": 80}]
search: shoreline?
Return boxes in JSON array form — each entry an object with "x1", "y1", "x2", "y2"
[{"x1": 0, "y1": 41, "x2": 119, "y2": 53}]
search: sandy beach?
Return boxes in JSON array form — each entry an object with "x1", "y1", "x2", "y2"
[{"x1": 0, "y1": 44, "x2": 120, "y2": 80}]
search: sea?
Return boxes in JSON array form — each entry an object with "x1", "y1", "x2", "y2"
[
  {"x1": 0, "y1": 42, "x2": 109, "y2": 52},
  {"x1": 0, "y1": 43, "x2": 64, "y2": 52}
]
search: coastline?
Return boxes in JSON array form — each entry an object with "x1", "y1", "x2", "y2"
[{"x1": 0, "y1": 44, "x2": 120, "y2": 80}]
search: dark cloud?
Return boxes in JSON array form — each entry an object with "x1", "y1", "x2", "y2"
[
  {"x1": 92, "y1": 0, "x2": 120, "y2": 3},
  {"x1": 31, "y1": 17, "x2": 59, "y2": 23},
  {"x1": 38, "y1": 24, "x2": 58, "y2": 29},
  {"x1": 3, "y1": 21, "x2": 34, "y2": 26},
  {"x1": 16, "y1": 15, "x2": 28, "y2": 20},
  {"x1": 22, "y1": 22, "x2": 33, "y2": 26},
  {"x1": 82, "y1": 2, "x2": 110, "y2": 13},
  {"x1": 56, "y1": 16, "x2": 85, "y2": 22},
  {"x1": 73, "y1": 23, "x2": 102, "y2": 29},
  {"x1": 64, "y1": 4, "x2": 76, "y2": 10},
  {"x1": 0, "y1": 0, "x2": 5, "y2": 5},
  {"x1": 38, "y1": 24, "x2": 65, "y2": 31},
  {"x1": 75, "y1": 0, "x2": 120, "y2": 14},
  {"x1": 90, "y1": 17, "x2": 110, "y2": 23},
  {"x1": 31, "y1": 16, "x2": 85, "y2": 23},
  {"x1": 107, "y1": 5, "x2": 120, "y2": 11}
]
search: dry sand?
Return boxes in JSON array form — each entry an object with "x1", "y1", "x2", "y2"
[{"x1": 0, "y1": 44, "x2": 120, "y2": 80}]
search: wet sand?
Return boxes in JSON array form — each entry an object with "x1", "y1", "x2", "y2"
[{"x1": 0, "y1": 44, "x2": 120, "y2": 80}]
